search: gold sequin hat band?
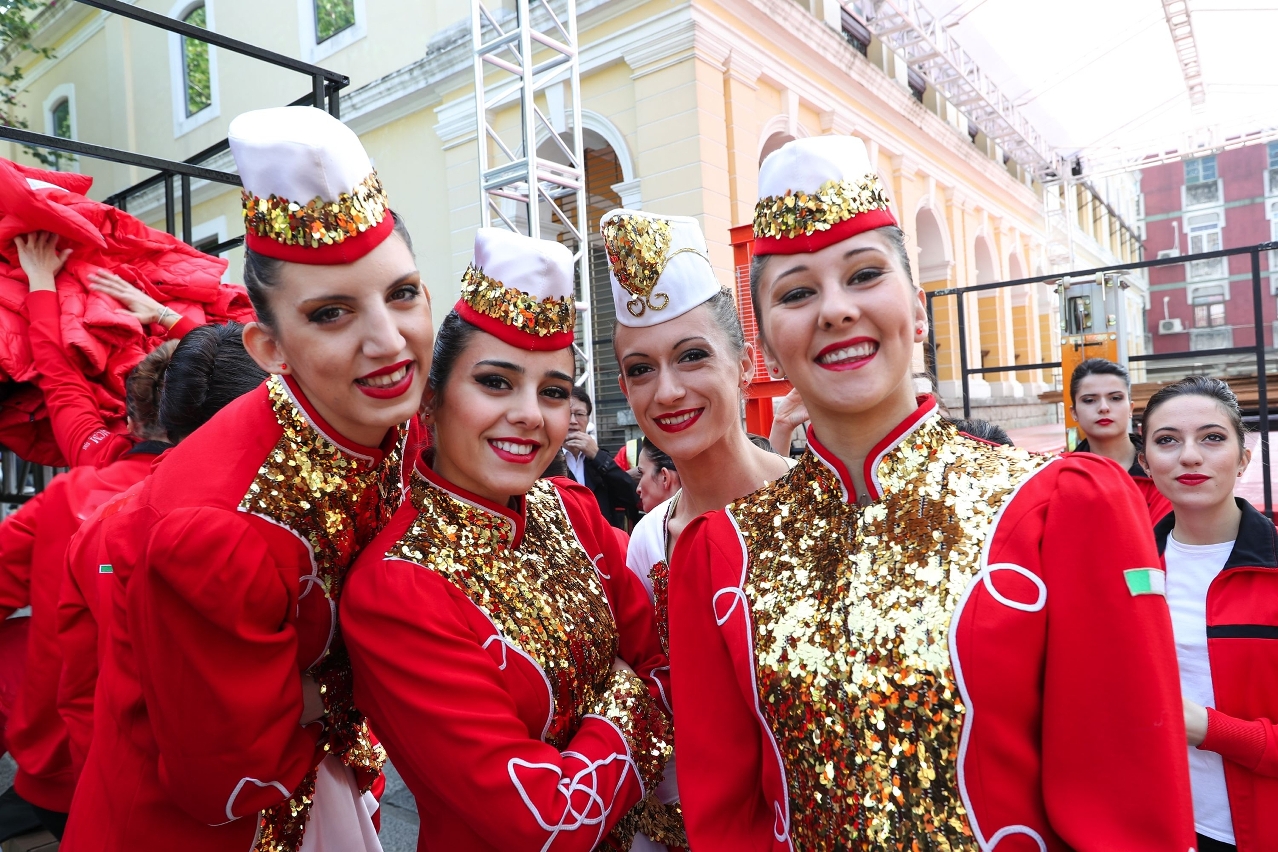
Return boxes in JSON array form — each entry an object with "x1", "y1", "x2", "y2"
[
  {"x1": 754, "y1": 135, "x2": 897, "y2": 256},
  {"x1": 454, "y1": 228, "x2": 576, "y2": 351},
  {"x1": 229, "y1": 106, "x2": 393, "y2": 264},
  {"x1": 600, "y1": 210, "x2": 719, "y2": 329}
]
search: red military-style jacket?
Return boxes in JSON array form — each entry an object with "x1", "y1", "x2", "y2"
[
  {"x1": 56, "y1": 476, "x2": 149, "y2": 779},
  {"x1": 342, "y1": 459, "x2": 672, "y2": 851},
  {"x1": 60, "y1": 375, "x2": 401, "y2": 852},
  {"x1": 0, "y1": 444, "x2": 163, "y2": 812},
  {"x1": 1156, "y1": 499, "x2": 1278, "y2": 852},
  {"x1": 669, "y1": 396, "x2": 1194, "y2": 852}
]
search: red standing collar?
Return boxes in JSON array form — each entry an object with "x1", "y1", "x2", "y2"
[{"x1": 806, "y1": 395, "x2": 939, "y2": 504}]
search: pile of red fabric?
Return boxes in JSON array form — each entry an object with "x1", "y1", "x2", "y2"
[{"x1": 0, "y1": 158, "x2": 255, "y2": 465}]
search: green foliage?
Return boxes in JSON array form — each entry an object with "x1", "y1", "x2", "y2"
[
  {"x1": 182, "y1": 4, "x2": 211, "y2": 116},
  {"x1": 0, "y1": 0, "x2": 58, "y2": 167},
  {"x1": 314, "y1": 0, "x2": 354, "y2": 43}
]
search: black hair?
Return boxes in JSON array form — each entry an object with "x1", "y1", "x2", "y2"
[
  {"x1": 1069, "y1": 357, "x2": 1130, "y2": 402},
  {"x1": 748, "y1": 224, "x2": 913, "y2": 343},
  {"x1": 570, "y1": 386, "x2": 593, "y2": 416},
  {"x1": 540, "y1": 449, "x2": 569, "y2": 479},
  {"x1": 426, "y1": 309, "x2": 481, "y2": 406},
  {"x1": 951, "y1": 417, "x2": 1013, "y2": 447},
  {"x1": 1141, "y1": 375, "x2": 1247, "y2": 453},
  {"x1": 125, "y1": 340, "x2": 179, "y2": 441},
  {"x1": 243, "y1": 210, "x2": 415, "y2": 327},
  {"x1": 639, "y1": 437, "x2": 676, "y2": 472},
  {"x1": 159, "y1": 322, "x2": 267, "y2": 442}
]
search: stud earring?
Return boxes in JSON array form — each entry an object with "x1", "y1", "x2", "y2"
[{"x1": 279, "y1": 362, "x2": 288, "y2": 372}]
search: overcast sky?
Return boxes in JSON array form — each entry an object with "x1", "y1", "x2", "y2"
[{"x1": 913, "y1": 0, "x2": 1278, "y2": 167}]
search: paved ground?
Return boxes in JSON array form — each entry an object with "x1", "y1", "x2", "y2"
[{"x1": 0, "y1": 755, "x2": 420, "y2": 851}]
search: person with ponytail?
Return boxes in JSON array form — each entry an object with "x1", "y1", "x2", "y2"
[
  {"x1": 56, "y1": 322, "x2": 266, "y2": 789},
  {"x1": 60, "y1": 107, "x2": 432, "y2": 852},
  {"x1": 341, "y1": 228, "x2": 670, "y2": 852},
  {"x1": 14, "y1": 233, "x2": 196, "y2": 468},
  {"x1": 667, "y1": 136, "x2": 1194, "y2": 850},
  {"x1": 1140, "y1": 376, "x2": 1278, "y2": 852},
  {"x1": 0, "y1": 338, "x2": 177, "y2": 839}
]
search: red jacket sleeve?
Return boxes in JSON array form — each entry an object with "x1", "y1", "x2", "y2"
[
  {"x1": 25, "y1": 290, "x2": 128, "y2": 468},
  {"x1": 128, "y1": 507, "x2": 320, "y2": 825},
  {"x1": 556, "y1": 479, "x2": 671, "y2": 710},
  {"x1": 0, "y1": 492, "x2": 45, "y2": 619},
  {"x1": 667, "y1": 513, "x2": 776, "y2": 851},
  {"x1": 1201, "y1": 708, "x2": 1278, "y2": 777},
  {"x1": 167, "y1": 315, "x2": 198, "y2": 339},
  {"x1": 343, "y1": 543, "x2": 670, "y2": 852},
  {"x1": 1033, "y1": 457, "x2": 1195, "y2": 849},
  {"x1": 56, "y1": 517, "x2": 102, "y2": 777}
]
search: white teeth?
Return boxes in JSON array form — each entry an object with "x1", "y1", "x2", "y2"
[
  {"x1": 359, "y1": 366, "x2": 408, "y2": 387},
  {"x1": 492, "y1": 440, "x2": 534, "y2": 455},
  {"x1": 656, "y1": 411, "x2": 698, "y2": 425},
  {"x1": 818, "y1": 342, "x2": 877, "y2": 364}
]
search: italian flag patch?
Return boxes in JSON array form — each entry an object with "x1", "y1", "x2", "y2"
[{"x1": 1124, "y1": 568, "x2": 1166, "y2": 597}]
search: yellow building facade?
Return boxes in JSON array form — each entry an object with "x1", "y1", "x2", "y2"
[{"x1": 1, "y1": 0, "x2": 1143, "y2": 434}]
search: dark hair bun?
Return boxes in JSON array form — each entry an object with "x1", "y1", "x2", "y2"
[
  {"x1": 126, "y1": 340, "x2": 179, "y2": 441},
  {"x1": 160, "y1": 322, "x2": 268, "y2": 442}
]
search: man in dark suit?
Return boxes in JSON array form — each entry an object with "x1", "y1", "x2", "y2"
[{"x1": 562, "y1": 387, "x2": 641, "y2": 530}]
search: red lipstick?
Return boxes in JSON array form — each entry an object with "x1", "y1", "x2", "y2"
[
  {"x1": 1176, "y1": 473, "x2": 1210, "y2": 486},
  {"x1": 355, "y1": 360, "x2": 415, "y2": 400},
  {"x1": 1095, "y1": 418, "x2": 1114, "y2": 427},
  {"x1": 489, "y1": 437, "x2": 540, "y2": 464},
  {"x1": 815, "y1": 337, "x2": 879, "y2": 371},
  {"x1": 653, "y1": 408, "x2": 703, "y2": 434}
]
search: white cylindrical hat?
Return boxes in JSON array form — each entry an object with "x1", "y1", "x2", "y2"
[
  {"x1": 229, "y1": 106, "x2": 392, "y2": 264},
  {"x1": 754, "y1": 135, "x2": 896, "y2": 256},
  {"x1": 455, "y1": 228, "x2": 576, "y2": 350},
  {"x1": 600, "y1": 210, "x2": 719, "y2": 328}
]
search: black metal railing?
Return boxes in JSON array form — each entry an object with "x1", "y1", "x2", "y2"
[
  {"x1": 925, "y1": 241, "x2": 1278, "y2": 515},
  {"x1": 0, "y1": 0, "x2": 349, "y2": 500},
  {"x1": 0, "y1": 0, "x2": 349, "y2": 251}
]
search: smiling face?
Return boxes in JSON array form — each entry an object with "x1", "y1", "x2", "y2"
[
  {"x1": 1141, "y1": 394, "x2": 1250, "y2": 513},
  {"x1": 428, "y1": 331, "x2": 575, "y2": 505},
  {"x1": 242, "y1": 233, "x2": 432, "y2": 448},
  {"x1": 754, "y1": 229, "x2": 926, "y2": 426},
  {"x1": 614, "y1": 301, "x2": 752, "y2": 463},
  {"x1": 1072, "y1": 373, "x2": 1132, "y2": 442}
]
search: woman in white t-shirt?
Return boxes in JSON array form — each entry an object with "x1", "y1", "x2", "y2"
[{"x1": 1140, "y1": 375, "x2": 1278, "y2": 852}]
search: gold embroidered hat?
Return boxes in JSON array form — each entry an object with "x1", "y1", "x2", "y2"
[
  {"x1": 599, "y1": 210, "x2": 718, "y2": 328},
  {"x1": 455, "y1": 228, "x2": 576, "y2": 351},
  {"x1": 754, "y1": 135, "x2": 896, "y2": 256},
  {"x1": 229, "y1": 106, "x2": 391, "y2": 264}
]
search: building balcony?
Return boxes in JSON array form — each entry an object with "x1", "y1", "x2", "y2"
[
  {"x1": 1185, "y1": 179, "x2": 1221, "y2": 207},
  {"x1": 1188, "y1": 256, "x2": 1225, "y2": 280},
  {"x1": 1190, "y1": 326, "x2": 1233, "y2": 351}
]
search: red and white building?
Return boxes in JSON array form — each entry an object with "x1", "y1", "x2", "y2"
[{"x1": 1139, "y1": 141, "x2": 1278, "y2": 358}]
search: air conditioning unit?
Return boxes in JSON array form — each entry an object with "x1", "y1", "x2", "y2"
[
  {"x1": 1159, "y1": 318, "x2": 1185, "y2": 334},
  {"x1": 1156, "y1": 249, "x2": 1179, "y2": 259}
]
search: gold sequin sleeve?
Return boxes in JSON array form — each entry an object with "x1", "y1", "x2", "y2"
[{"x1": 587, "y1": 669, "x2": 673, "y2": 795}]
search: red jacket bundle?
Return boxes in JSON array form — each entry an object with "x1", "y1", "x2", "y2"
[{"x1": 0, "y1": 157, "x2": 253, "y2": 465}]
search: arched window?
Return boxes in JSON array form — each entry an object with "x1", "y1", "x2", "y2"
[
  {"x1": 182, "y1": 4, "x2": 212, "y2": 117},
  {"x1": 50, "y1": 98, "x2": 71, "y2": 140},
  {"x1": 315, "y1": 0, "x2": 355, "y2": 42}
]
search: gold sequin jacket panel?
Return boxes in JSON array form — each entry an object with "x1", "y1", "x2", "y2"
[
  {"x1": 342, "y1": 465, "x2": 673, "y2": 852},
  {"x1": 63, "y1": 375, "x2": 407, "y2": 852},
  {"x1": 667, "y1": 396, "x2": 1195, "y2": 852}
]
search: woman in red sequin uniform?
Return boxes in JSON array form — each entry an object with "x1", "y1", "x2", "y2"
[
  {"x1": 668, "y1": 135, "x2": 1195, "y2": 851},
  {"x1": 342, "y1": 228, "x2": 672, "y2": 852},
  {"x1": 60, "y1": 107, "x2": 434, "y2": 852}
]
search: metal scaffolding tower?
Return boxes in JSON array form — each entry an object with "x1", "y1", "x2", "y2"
[
  {"x1": 864, "y1": 0, "x2": 1060, "y2": 181},
  {"x1": 471, "y1": 0, "x2": 595, "y2": 404}
]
